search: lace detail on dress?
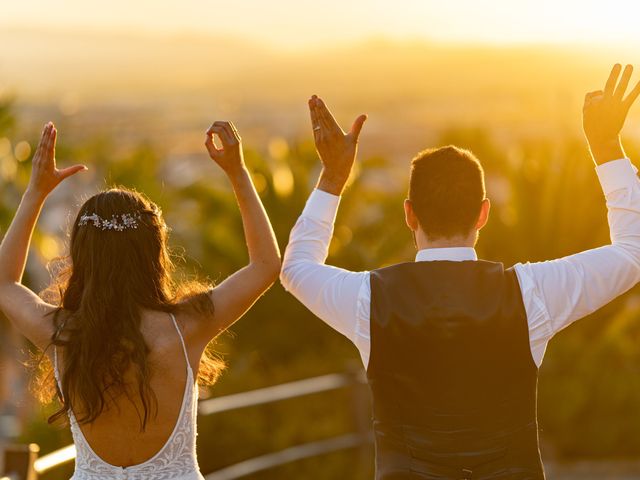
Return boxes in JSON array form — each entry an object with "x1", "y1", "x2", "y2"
[{"x1": 53, "y1": 314, "x2": 203, "y2": 480}]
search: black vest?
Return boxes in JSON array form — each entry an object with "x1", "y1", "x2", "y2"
[{"x1": 367, "y1": 261, "x2": 544, "y2": 480}]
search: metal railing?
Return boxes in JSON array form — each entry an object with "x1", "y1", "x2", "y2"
[
  {"x1": 205, "y1": 433, "x2": 366, "y2": 480},
  {"x1": 32, "y1": 446, "x2": 75, "y2": 476},
  {"x1": 2, "y1": 370, "x2": 371, "y2": 479}
]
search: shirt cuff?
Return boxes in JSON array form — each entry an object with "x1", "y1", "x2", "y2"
[
  {"x1": 596, "y1": 158, "x2": 639, "y2": 195},
  {"x1": 301, "y1": 189, "x2": 341, "y2": 223}
]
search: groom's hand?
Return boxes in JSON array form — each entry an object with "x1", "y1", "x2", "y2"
[
  {"x1": 309, "y1": 95, "x2": 367, "y2": 195},
  {"x1": 583, "y1": 64, "x2": 640, "y2": 165}
]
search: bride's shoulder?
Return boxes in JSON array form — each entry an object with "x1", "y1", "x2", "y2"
[
  {"x1": 171, "y1": 293, "x2": 218, "y2": 346},
  {"x1": 174, "y1": 291, "x2": 215, "y2": 321}
]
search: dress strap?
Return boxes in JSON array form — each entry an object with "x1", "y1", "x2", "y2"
[
  {"x1": 52, "y1": 347, "x2": 64, "y2": 399},
  {"x1": 169, "y1": 313, "x2": 191, "y2": 371}
]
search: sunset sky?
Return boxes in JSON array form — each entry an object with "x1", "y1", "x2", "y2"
[{"x1": 2, "y1": 0, "x2": 640, "y2": 48}]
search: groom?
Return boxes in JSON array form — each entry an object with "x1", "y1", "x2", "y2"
[{"x1": 280, "y1": 64, "x2": 640, "y2": 479}]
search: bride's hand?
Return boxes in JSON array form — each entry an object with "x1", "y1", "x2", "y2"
[
  {"x1": 205, "y1": 121, "x2": 245, "y2": 174},
  {"x1": 27, "y1": 122, "x2": 88, "y2": 199}
]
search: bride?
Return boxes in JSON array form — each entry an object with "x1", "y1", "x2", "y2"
[{"x1": 0, "y1": 120, "x2": 280, "y2": 479}]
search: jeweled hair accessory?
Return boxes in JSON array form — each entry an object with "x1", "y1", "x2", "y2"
[{"x1": 78, "y1": 212, "x2": 142, "y2": 231}]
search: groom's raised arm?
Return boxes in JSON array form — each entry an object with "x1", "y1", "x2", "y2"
[
  {"x1": 280, "y1": 97, "x2": 371, "y2": 358},
  {"x1": 515, "y1": 64, "x2": 640, "y2": 359}
]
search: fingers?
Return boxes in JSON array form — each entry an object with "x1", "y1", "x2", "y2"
[
  {"x1": 583, "y1": 90, "x2": 604, "y2": 109},
  {"x1": 205, "y1": 122, "x2": 239, "y2": 159},
  {"x1": 207, "y1": 124, "x2": 232, "y2": 145},
  {"x1": 204, "y1": 129, "x2": 222, "y2": 158},
  {"x1": 34, "y1": 122, "x2": 54, "y2": 164},
  {"x1": 214, "y1": 121, "x2": 240, "y2": 145},
  {"x1": 207, "y1": 121, "x2": 240, "y2": 147},
  {"x1": 309, "y1": 95, "x2": 321, "y2": 134},
  {"x1": 205, "y1": 125, "x2": 224, "y2": 154},
  {"x1": 349, "y1": 114, "x2": 368, "y2": 141},
  {"x1": 211, "y1": 125, "x2": 232, "y2": 147},
  {"x1": 43, "y1": 122, "x2": 55, "y2": 151},
  {"x1": 309, "y1": 96, "x2": 327, "y2": 144},
  {"x1": 58, "y1": 164, "x2": 88, "y2": 180},
  {"x1": 624, "y1": 80, "x2": 640, "y2": 110},
  {"x1": 47, "y1": 125, "x2": 58, "y2": 163},
  {"x1": 604, "y1": 63, "x2": 622, "y2": 97},
  {"x1": 316, "y1": 97, "x2": 342, "y2": 134},
  {"x1": 585, "y1": 90, "x2": 604, "y2": 100},
  {"x1": 309, "y1": 95, "x2": 364, "y2": 144},
  {"x1": 614, "y1": 64, "x2": 633, "y2": 100},
  {"x1": 35, "y1": 122, "x2": 52, "y2": 157},
  {"x1": 227, "y1": 121, "x2": 241, "y2": 141}
]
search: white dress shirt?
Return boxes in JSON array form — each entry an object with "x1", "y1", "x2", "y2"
[{"x1": 280, "y1": 159, "x2": 640, "y2": 369}]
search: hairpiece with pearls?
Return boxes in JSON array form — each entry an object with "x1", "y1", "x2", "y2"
[{"x1": 78, "y1": 212, "x2": 142, "y2": 231}]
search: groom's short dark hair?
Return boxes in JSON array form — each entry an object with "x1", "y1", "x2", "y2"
[{"x1": 409, "y1": 146, "x2": 485, "y2": 240}]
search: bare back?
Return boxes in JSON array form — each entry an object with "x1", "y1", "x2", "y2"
[{"x1": 53, "y1": 310, "x2": 202, "y2": 468}]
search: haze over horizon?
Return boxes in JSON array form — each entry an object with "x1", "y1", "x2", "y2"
[
  {"x1": 1, "y1": 27, "x2": 635, "y2": 100},
  {"x1": 2, "y1": 0, "x2": 640, "y2": 166},
  {"x1": 3, "y1": 0, "x2": 640, "y2": 49}
]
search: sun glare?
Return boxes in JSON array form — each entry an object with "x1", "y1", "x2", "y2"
[{"x1": 2, "y1": 0, "x2": 640, "y2": 49}]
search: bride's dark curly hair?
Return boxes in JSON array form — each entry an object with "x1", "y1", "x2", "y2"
[{"x1": 34, "y1": 187, "x2": 225, "y2": 430}]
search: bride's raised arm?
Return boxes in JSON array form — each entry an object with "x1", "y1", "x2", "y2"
[
  {"x1": 0, "y1": 122, "x2": 87, "y2": 349},
  {"x1": 188, "y1": 120, "x2": 281, "y2": 346}
]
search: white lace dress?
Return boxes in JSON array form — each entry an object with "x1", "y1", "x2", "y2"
[{"x1": 53, "y1": 314, "x2": 205, "y2": 480}]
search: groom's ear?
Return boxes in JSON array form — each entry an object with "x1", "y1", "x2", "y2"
[
  {"x1": 404, "y1": 199, "x2": 420, "y2": 231},
  {"x1": 475, "y1": 198, "x2": 491, "y2": 231}
]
